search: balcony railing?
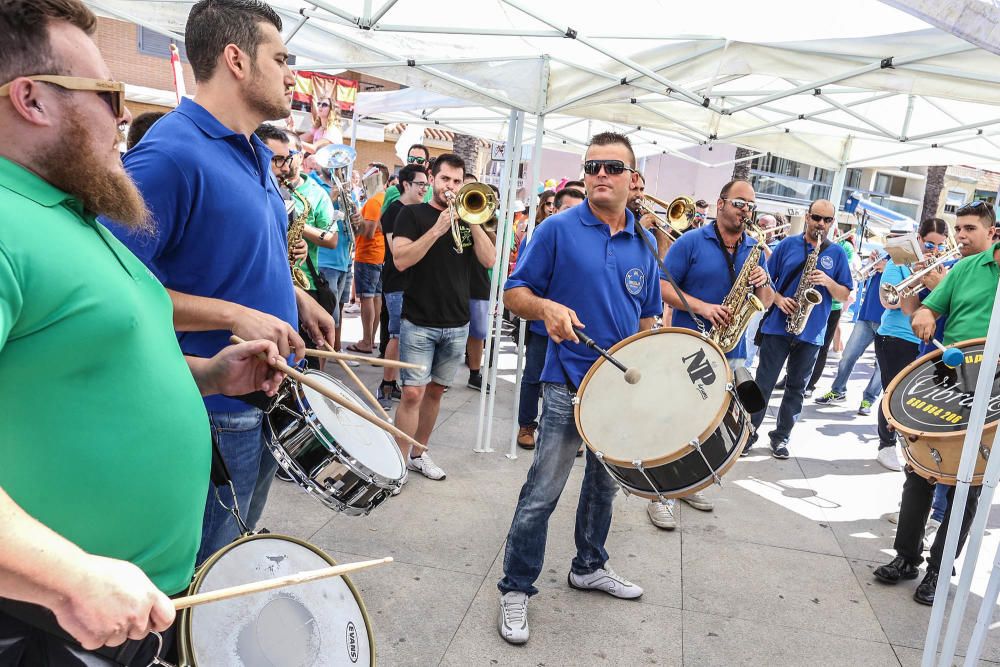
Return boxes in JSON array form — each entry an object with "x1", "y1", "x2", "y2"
[{"x1": 749, "y1": 171, "x2": 832, "y2": 205}]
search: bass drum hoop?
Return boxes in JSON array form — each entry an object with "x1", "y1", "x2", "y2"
[
  {"x1": 575, "y1": 327, "x2": 735, "y2": 469},
  {"x1": 177, "y1": 533, "x2": 377, "y2": 666}
]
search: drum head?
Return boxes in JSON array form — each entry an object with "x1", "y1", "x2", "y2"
[
  {"x1": 184, "y1": 536, "x2": 373, "y2": 666},
  {"x1": 301, "y1": 371, "x2": 405, "y2": 481},
  {"x1": 576, "y1": 328, "x2": 732, "y2": 466}
]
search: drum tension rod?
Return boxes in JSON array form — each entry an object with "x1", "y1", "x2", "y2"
[
  {"x1": 930, "y1": 447, "x2": 944, "y2": 474},
  {"x1": 632, "y1": 459, "x2": 670, "y2": 505},
  {"x1": 595, "y1": 450, "x2": 631, "y2": 498},
  {"x1": 213, "y1": 480, "x2": 250, "y2": 536},
  {"x1": 689, "y1": 438, "x2": 723, "y2": 487}
]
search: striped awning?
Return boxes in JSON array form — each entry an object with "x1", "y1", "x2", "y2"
[{"x1": 386, "y1": 123, "x2": 491, "y2": 148}]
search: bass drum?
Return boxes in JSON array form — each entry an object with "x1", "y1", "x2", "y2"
[
  {"x1": 883, "y1": 337, "x2": 998, "y2": 485},
  {"x1": 575, "y1": 328, "x2": 750, "y2": 499},
  {"x1": 178, "y1": 534, "x2": 375, "y2": 666}
]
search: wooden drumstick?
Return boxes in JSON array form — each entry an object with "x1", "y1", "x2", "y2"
[
  {"x1": 315, "y1": 341, "x2": 392, "y2": 421},
  {"x1": 305, "y1": 347, "x2": 426, "y2": 371},
  {"x1": 173, "y1": 557, "x2": 393, "y2": 610},
  {"x1": 230, "y1": 336, "x2": 426, "y2": 452}
]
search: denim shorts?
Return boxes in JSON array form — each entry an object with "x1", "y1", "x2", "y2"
[
  {"x1": 469, "y1": 298, "x2": 490, "y2": 340},
  {"x1": 319, "y1": 267, "x2": 352, "y2": 326},
  {"x1": 354, "y1": 261, "x2": 382, "y2": 298},
  {"x1": 385, "y1": 291, "x2": 404, "y2": 338},
  {"x1": 399, "y1": 318, "x2": 469, "y2": 387}
]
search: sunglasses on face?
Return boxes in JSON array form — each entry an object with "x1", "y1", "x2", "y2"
[
  {"x1": 923, "y1": 241, "x2": 948, "y2": 251},
  {"x1": 583, "y1": 159, "x2": 632, "y2": 176},
  {"x1": 407, "y1": 155, "x2": 428, "y2": 165},
  {"x1": 317, "y1": 101, "x2": 331, "y2": 108},
  {"x1": 722, "y1": 197, "x2": 758, "y2": 213},
  {"x1": 0, "y1": 74, "x2": 125, "y2": 118},
  {"x1": 808, "y1": 213, "x2": 835, "y2": 224}
]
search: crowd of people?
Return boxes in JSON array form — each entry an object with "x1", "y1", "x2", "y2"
[{"x1": 2, "y1": 0, "x2": 1000, "y2": 663}]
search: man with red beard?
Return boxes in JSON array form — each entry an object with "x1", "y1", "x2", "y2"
[
  {"x1": 102, "y1": 0, "x2": 338, "y2": 565},
  {"x1": 0, "y1": 1, "x2": 283, "y2": 664}
]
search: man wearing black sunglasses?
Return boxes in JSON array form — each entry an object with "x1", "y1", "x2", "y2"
[
  {"x1": 747, "y1": 199, "x2": 853, "y2": 459},
  {"x1": 381, "y1": 144, "x2": 433, "y2": 214},
  {"x1": 498, "y1": 132, "x2": 662, "y2": 645}
]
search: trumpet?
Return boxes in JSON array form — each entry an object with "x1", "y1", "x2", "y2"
[
  {"x1": 854, "y1": 252, "x2": 889, "y2": 281},
  {"x1": 880, "y1": 246, "x2": 963, "y2": 306},
  {"x1": 444, "y1": 182, "x2": 498, "y2": 253},
  {"x1": 636, "y1": 194, "x2": 696, "y2": 243}
]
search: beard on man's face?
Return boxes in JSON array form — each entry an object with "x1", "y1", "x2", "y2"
[
  {"x1": 38, "y1": 109, "x2": 151, "y2": 231},
  {"x1": 245, "y1": 62, "x2": 291, "y2": 121}
]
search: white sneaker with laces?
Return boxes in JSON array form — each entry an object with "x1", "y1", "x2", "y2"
[
  {"x1": 567, "y1": 567, "x2": 643, "y2": 599},
  {"x1": 391, "y1": 470, "x2": 408, "y2": 496},
  {"x1": 680, "y1": 490, "x2": 714, "y2": 512},
  {"x1": 646, "y1": 500, "x2": 677, "y2": 530},
  {"x1": 498, "y1": 592, "x2": 529, "y2": 644},
  {"x1": 877, "y1": 446, "x2": 902, "y2": 472},
  {"x1": 407, "y1": 452, "x2": 446, "y2": 480}
]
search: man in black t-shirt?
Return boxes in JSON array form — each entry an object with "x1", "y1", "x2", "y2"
[
  {"x1": 377, "y1": 164, "x2": 429, "y2": 408},
  {"x1": 392, "y1": 154, "x2": 496, "y2": 481}
]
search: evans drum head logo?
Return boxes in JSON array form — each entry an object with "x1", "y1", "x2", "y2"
[
  {"x1": 682, "y1": 348, "x2": 716, "y2": 400},
  {"x1": 820, "y1": 255, "x2": 834, "y2": 270},
  {"x1": 346, "y1": 621, "x2": 359, "y2": 663},
  {"x1": 624, "y1": 268, "x2": 644, "y2": 295}
]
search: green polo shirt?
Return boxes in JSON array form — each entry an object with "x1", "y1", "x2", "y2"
[
  {"x1": 922, "y1": 242, "x2": 1000, "y2": 345},
  {"x1": 0, "y1": 158, "x2": 210, "y2": 595},
  {"x1": 293, "y1": 175, "x2": 334, "y2": 290}
]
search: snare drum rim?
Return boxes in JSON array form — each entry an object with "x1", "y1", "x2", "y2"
[
  {"x1": 882, "y1": 338, "x2": 995, "y2": 445},
  {"x1": 178, "y1": 532, "x2": 377, "y2": 667},
  {"x1": 574, "y1": 327, "x2": 735, "y2": 468}
]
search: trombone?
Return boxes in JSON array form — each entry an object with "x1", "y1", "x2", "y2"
[
  {"x1": 444, "y1": 182, "x2": 498, "y2": 253},
  {"x1": 880, "y1": 245, "x2": 963, "y2": 306},
  {"x1": 636, "y1": 194, "x2": 696, "y2": 243}
]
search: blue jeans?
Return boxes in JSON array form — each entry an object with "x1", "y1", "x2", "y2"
[
  {"x1": 319, "y1": 267, "x2": 352, "y2": 326},
  {"x1": 385, "y1": 290, "x2": 403, "y2": 337},
  {"x1": 499, "y1": 383, "x2": 620, "y2": 596},
  {"x1": 196, "y1": 408, "x2": 276, "y2": 565},
  {"x1": 743, "y1": 310, "x2": 765, "y2": 368},
  {"x1": 829, "y1": 320, "x2": 882, "y2": 402},
  {"x1": 354, "y1": 261, "x2": 382, "y2": 297},
  {"x1": 751, "y1": 334, "x2": 821, "y2": 444},
  {"x1": 517, "y1": 330, "x2": 548, "y2": 428},
  {"x1": 398, "y1": 319, "x2": 469, "y2": 387},
  {"x1": 931, "y1": 483, "x2": 949, "y2": 523}
]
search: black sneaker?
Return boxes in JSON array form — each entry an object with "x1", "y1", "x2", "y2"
[
  {"x1": 376, "y1": 384, "x2": 394, "y2": 411},
  {"x1": 873, "y1": 555, "x2": 920, "y2": 584},
  {"x1": 467, "y1": 371, "x2": 492, "y2": 394},
  {"x1": 390, "y1": 383, "x2": 402, "y2": 401},
  {"x1": 913, "y1": 568, "x2": 938, "y2": 605},
  {"x1": 770, "y1": 439, "x2": 790, "y2": 459}
]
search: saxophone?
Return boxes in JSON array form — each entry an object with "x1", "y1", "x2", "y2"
[
  {"x1": 284, "y1": 179, "x2": 312, "y2": 290},
  {"x1": 785, "y1": 230, "x2": 824, "y2": 336},
  {"x1": 709, "y1": 222, "x2": 767, "y2": 353}
]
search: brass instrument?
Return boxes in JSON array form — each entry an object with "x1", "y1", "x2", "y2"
[
  {"x1": 283, "y1": 179, "x2": 312, "y2": 290},
  {"x1": 444, "y1": 182, "x2": 498, "y2": 253},
  {"x1": 636, "y1": 194, "x2": 696, "y2": 243},
  {"x1": 854, "y1": 252, "x2": 889, "y2": 281},
  {"x1": 786, "y1": 230, "x2": 824, "y2": 336},
  {"x1": 880, "y1": 246, "x2": 962, "y2": 306},
  {"x1": 709, "y1": 220, "x2": 767, "y2": 353},
  {"x1": 313, "y1": 143, "x2": 357, "y2": 251}
]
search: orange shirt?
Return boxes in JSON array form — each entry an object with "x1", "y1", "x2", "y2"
[{"x1": 356, "y1": 191, "x2": 386, "y2": 264}]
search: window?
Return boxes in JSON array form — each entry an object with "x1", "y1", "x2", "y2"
[
  {"x1": 137, "y1": 27, "x2": 188, "y2": 61},
  {"x1": 944, "y1": 190, "x2": 966, "y2": 214},
  {"x1": 873, "y1": 173, "x2": 907, "y2": 197}
]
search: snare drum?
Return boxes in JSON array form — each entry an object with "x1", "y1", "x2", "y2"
[
  {"x1": 265, "y1": 370, "x2": 405, "y2": 515},
  {"x1": 883, "y1": 338, "x2": 998, "y2": 485},
  {"x1": 178, "y1": 533, "x2": 375, "y2": 666},
  {"x1": 575, "y1": 328, "x2": 750, "y2": 499}
]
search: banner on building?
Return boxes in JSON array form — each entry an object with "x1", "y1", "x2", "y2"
[{"x1": 292, "y1": 71, "x2": 359, "y2": 112}]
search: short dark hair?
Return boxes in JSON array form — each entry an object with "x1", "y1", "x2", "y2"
[
  {"x1": 253, "y1": 122, "x2": 289, "y2": 145},
  {"x1": 0, "y1": 0, "x2": 96, "y2": 86},
  {"x1": 555, "y1": 187, "x2": 585, "y2": 209},
  {"x1": 919, "y1": 217, "x2": 949, "y2": 238},
  {"x1": 431, "y1": 153, "x2": 465, "y2": 176},
  {"x1": 407, "y1": 144, "x2": 430, "y2": 160},
  {"x1": 127, "y1": 111, "x2": 166, "y2": 150},
  {"x1": 956, "y1": 200, "x2": 997, "y2": 227},
  {"x1": 397, "y1": 163, "x2": 425, "y2": 193},
  {"x1": 587, "y1": 132, "x2": 635, "y2": 168},
  {"x1": 185, "y1": 0, "x2": 282, "y2": 82},
  {"x1": 564, "y1": 180, "x2": 585, "y2": 191},
  {"x1": 719, "y1": 180, "x2": 752, "y2": 199},
  {"x1": 695, "y1": 199, "x2": 709, "y2": 208}
]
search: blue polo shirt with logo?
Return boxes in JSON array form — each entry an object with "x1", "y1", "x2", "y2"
[
  {"x1": 661, "y1": 223, "x2": 768, "y2": 360},
  {"x1": 760, "y1": 233, "x2": 853, "y2": 346},
  {"x1": 505, "y1": 201, "x2": 662, "y2": 387},
  {"x1": 101, "y1": 98, "x2": 297, "y2": 412}
]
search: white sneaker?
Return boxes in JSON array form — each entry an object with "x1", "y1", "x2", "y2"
[
  {"x1": 877, "y1": 447, "x2": 902, "y2": 472},
  {"x1": 680, "y1": 490, "x2": 714, "y2": 512},
  {"x1": 498, "y1": 592, "x2": 529, "y2": 644},
  {"x1": 391, "y1": 470, "x2": 408, "y2": 496},
  {"x1": 407, "y1": 452, "x2": 446, "y2": 480},
  {"x1": 646, "y1": 500, "x2": 677, "y2": 530},
  {"x1": 887, "y1": 511, "x2": 900, "y2": 524},
  {"x1": 567, "y1": 567, "x2": 643, "y2": 599},
  {"x1": 925, "y1": 517, "x2": 941, "y2": 545}
]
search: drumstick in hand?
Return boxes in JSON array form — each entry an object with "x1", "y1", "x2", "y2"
[
  {"x1": 572, "y1": 327, "x2": 641, "y2": 384},
  {"x1": 173, "y1": 557, "x2": 393, "y2": 610},
  {"x1": 316, "y1": 341, "x2": 391, "y2": 420},
  {"x1": 230, "y1": 336, "x2": 426, "y2": 452},
  {"x1": 305, "y1": 347, "x2": 426, "y2": 371}
]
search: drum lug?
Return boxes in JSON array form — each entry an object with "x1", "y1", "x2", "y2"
[
  {"x1": 726, "y1": 383, "x2": 734, "y2": 392},
  {"x1": 980, "y1": 445, "x2": 991, "y2": 462},
  {"x1": 632, "y1": 459, "x2": 669, "y2": 505},
  {"x1": 689, "y1": 438, "x2": 723, "y2": 488},
  {"x1": 571, "y1": 395, "x2": 580, "y2": 406},
  {"x1": 595, "y1": 450, "x2": 628, "y2": 497}
]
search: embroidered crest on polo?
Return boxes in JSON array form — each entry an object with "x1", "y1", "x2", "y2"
[
  {"x1": 624, "y1": 268, "x2": 644, "y2": 295},
  {"x1": 820, "y1": 255, "x2": 834, "y2": 270}
]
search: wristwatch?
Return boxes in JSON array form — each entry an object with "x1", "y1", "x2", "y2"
[{"x1": 319, "y1": 231, "x2": 329, "y2": 241}]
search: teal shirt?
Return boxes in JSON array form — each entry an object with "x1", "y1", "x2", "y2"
[
  {"x1": 878, "y1": 261, "x2": 920, "y2": 343},
  {"x1": 923, "y1": 242, "x2": 1000, "y2": 345},
  {"x1": 293, "y1": 175, "x2": 334, "y2": 290}
]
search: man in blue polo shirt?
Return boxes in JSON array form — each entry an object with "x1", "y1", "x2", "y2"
[
  {"x1": 496, "y1": 133, "x2": 662, "y2": 646},
  {"x1": 103, "y1": 0, "x2": 337, "y2": 564},
  {"x1": 654, "y1": 179, "x2": 773, "y2": 526},
  {"x1": 747, "y1": 199, "x2": 853, "y2": 459}
]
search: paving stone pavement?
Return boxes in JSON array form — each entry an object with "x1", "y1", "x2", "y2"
[{"x1": 258, "y1": 317, "x2": 1000, "y2": 666}]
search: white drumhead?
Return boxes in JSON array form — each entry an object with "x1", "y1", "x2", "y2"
[
  {"x1": 577, "y1": 330, "x2": 731, "y2": 464},
  {"x1": 301, "y1": 372, "x2": 405, "y2": 481},
  {"x1": 187, "y1": 537, "x2": 372, "y2": 667}
]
